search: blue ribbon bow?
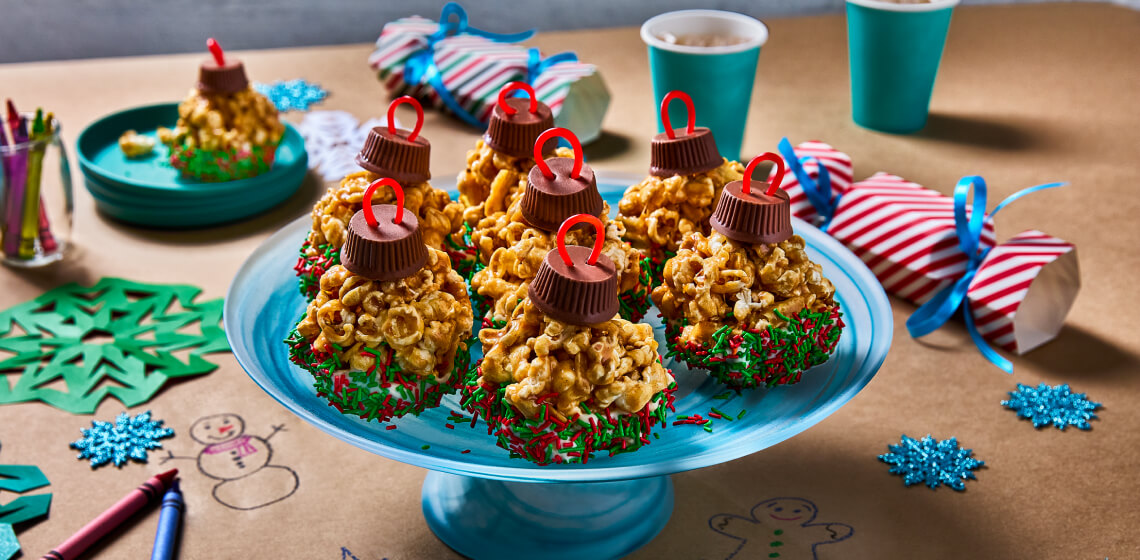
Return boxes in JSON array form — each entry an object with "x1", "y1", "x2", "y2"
[
  {"x1": 525, "y1": 48, "x2": 578, "y2": 86},
  {"x1": 777, "y1": 138, "x2": 836, "y2": 231},
  {"x1": 905, "y1": 176, "x2": 1065, "y2": 373},
  {"x1": 402, "y1": 2, "x2": 535, "y2": 128}
]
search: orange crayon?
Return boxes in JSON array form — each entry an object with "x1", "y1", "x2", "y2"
[{"x1": 42, "y1": 469, "x2": 178, "y2": 560}]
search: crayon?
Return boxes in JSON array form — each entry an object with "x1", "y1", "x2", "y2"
[
  {"x1": 41, "y1": 469, "x2": 178, "y2": 560},
  {"x1": 149, "y1": 479, "x2": 183, "y2": 560},
  {"x1": 35, "y1": 111, "x2": 57, "y2": 252},
  {"x1": 17, "y1": 110, "x2": 43, "y2": 259},
  {"x1": 2, "y1": 101, "x2": 27, "y2": 258}
]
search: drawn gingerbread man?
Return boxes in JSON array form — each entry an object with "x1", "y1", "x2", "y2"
[
  {"x1": 162, "y1": 413, "x2": 299, "y2": 510},
  {"x1": 709, "y1": 497, "x2": 853, "y2": 560}
]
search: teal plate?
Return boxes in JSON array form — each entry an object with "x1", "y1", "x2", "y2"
[
  {"x1": 77, "y1": 103, "x2": 308, "y2": 227},
  {"x1": 86, "y1": 174, "x2": 306, "y2": 229},
  {"x1": 84, "y1": 168, "x2": 302, "y2": 213},
  {"x1": 77, "y1": 102, "x2": 307, "y2": 197}
]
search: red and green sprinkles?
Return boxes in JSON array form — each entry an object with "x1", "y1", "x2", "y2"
[
  {"x1": 618, "y1": 253, "x2": 653, "y2": 322},
  {"x1": 666, "y1": 306, "x2": 844, "y2": 389},
  {"x1": 460, "y1": 366, "x2": 677, "y2": 466},
  {"x1": 294, "y1": 239, "x2": 339, "y2": 299},
  {"x1": 444, "y1": 222, "x2": 483, "y2": 281},
  {"x1": 286, "y1": 325, "x2": 474, "y2": 423},
  {"x1": 169, "y1": 144, "x2": 275, "y2": 182},
  {"x1": 645, "y1": 245, "x2": 677, "y2": 288}
]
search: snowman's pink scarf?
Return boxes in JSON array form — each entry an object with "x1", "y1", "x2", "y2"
[{"x1": 202, "y1": 435, "x2": 258, "y2": 458}]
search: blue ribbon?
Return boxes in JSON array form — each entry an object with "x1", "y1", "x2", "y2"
[
  {"x1": 777, "y1": 137, "x2": 836, "y2": 231},
  {"x1": 525, "y1": 48, "x2": 578, "y2": 86},
  {"x1": 905, "y1": 176, "x2": 1065, "y2": 373},
  {"x1": 402, "y1": 2, "x2": 535, "y2": 128}
]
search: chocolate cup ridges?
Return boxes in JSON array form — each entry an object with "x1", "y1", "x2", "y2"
[
  {"x1": 341, "y1": 205, "x2": 429, "y2": 282},
  {"x1": 649, "y1": 127, "x2": 722, "y2": 177},
  {"x1": 521, "y1": 158, "x2": 604, "y2": 232},
  {"x1": 528, "y1": 245, "x2": 620, "y2": 326},
  {"x1": 709, "y1": 180, "x2": 794, "y2": 245},
  {"x1": 197, "y1": 58, "x2": 249, "y2": 94},
  {"x1": 354, "y1": 126, "x2": 432, "y2": 185},
  {"x1": 484, "y1": 97, "x2": 556, "y2": 158}
]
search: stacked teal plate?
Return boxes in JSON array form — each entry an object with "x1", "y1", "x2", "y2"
[{"x1": 77, "y1": 103, "x2": 308, "y2": 228}]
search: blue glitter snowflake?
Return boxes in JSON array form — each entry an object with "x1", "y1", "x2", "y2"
[
  {"x1": 70, "y1": 411, "x2": 174, "y2": 469},
  {"x1": 254, "y1": 79, "x2": 328, "y2": 112},
  {"x1": 1002, "y1": 383, "x2": 1101, "y2": 430},
  {"x1": 879, "y1": 434, "x2": 984, "y2": 491}
]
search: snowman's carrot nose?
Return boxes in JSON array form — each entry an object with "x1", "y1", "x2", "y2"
[{"x1": 219, "y1": 425, "x2": 234, "y2": 433}]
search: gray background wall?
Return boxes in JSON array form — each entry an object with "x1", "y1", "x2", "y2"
[{"x1": 1, "y1": 0, "x2": 1136, "y2": 63}]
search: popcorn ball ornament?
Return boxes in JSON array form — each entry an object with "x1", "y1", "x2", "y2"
[
  {"x1": 463, "y1": 214, "x2": 676, "y2": 465},
  {"x1": 450, "y1": 82, "x2": 574, "y2": 279},
  {"x1": 653, "y1": 153, "x2": 844, "y2": 389},
  {"x1": 287, "y1": 178, "x2": 475, "y2": 424},
  {"x1": 469, "y1": 127, "x2": 653, "y2": 324},
  {"x1": 617, "y1": 90, "x2": 745, "y2": 283},
  {"x1": 157, "y1": 38, "x2": 285, "y2": 182},
  {"x1": 295, "y1": 96, "x2": 463, "y2": 299}
]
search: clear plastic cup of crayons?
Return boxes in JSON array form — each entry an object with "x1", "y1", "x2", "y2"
[{"x1": 0, "y1": 112, "x2": 72, "y2": 267}]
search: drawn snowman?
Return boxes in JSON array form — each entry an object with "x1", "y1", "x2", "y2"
[
  {"x1": 709, "y1": 497, "x2": 853, "y2": 560},
  {"x1": 162, "y1": 413, "x2": 299, "y2": 510}
]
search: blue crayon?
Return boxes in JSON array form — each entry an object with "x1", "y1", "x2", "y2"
[{"x1": 149, "y1": 479, "x2": 183, "y2": 560}]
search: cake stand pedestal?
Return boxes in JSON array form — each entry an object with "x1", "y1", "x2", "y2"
[{"x1": 423, "y1": 473, "x2": 673, "y2": 560}]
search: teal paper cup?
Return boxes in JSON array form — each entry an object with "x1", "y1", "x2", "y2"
[
  {"x1": 846, "y1": 0, "x2": 958, "y2": 133},
  {"x1": 641, "y1": 10, "x2": 769, "y2": 162}
]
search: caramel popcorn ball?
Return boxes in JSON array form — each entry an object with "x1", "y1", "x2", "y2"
[
  {"x1": 652, "y1": 231, "x2": 844, "y2": 388},
  {"x1": 118, "y1": 129, "x2": 155, "y2": 158},
  {"x1": 617, "y1": 159, "x2": 744, "y2": 275},
  {"x1": 469, "y1": 202, "x2": 651, "y2": 323},
  {"x1": 158, "y1": 87, "x2": 285, "y2": 181},
  {"x1": 456, "y1": 141, "x2": 574, "y2": 225},
  {"x1": 479, "y1": 299, "x2": 672, "y2": 418},
  {"x1": 296, "y1": 170, "x2": 464, "y2": 299},
  {"x1": 287, "y1": 250, "x2": 475, "y2": 421},
  {"x1": 462, "y1": 298, "x2": 675, "y2": 465}
]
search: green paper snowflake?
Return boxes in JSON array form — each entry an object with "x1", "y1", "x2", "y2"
[
  {"x1": 0, "y1": 278, "x2": 229, "y2": 414},
  {"x1": 0, "y1": 443, "x2": 52, "y2": 526}
]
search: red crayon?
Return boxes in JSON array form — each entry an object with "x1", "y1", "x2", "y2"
[{"x1": 42, "y1": 469, "x2": 178, "y2": 560}]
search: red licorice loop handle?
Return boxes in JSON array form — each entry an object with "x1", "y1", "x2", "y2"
[
  {"x1": 534, "y1": 127, "x2": 583, "y2": 180},
  {"x1": 362, "y1": 178, "x2": 405, "y2": 227},
  {"x1": 743, "y1": 152, "x2": 786, "y2": 196},
  {"x1": 660, "y1": 90, "x2": 696, "y2": 139},
  {"x1": 206, "y1": 38, "x2": 225, "y2": 66},
  {"x1": 556, "y1": 214, "x2": 605, "y2": 267},
  {"x1": 387, "y1": 96, "x2": 424, "y2": 142},
  {"x1": 498, "y1": 81, "x2": 539, "y2": 116}
]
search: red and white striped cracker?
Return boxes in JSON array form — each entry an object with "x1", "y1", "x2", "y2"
[
  {"x1": 967, "y1": 230, "x2": 1079, "y2": 354},
  {"x1": 368, "y1": 16, "x2": 608, "y2": 136},
  {"x1": 827, "y1": 172, "x2": 997, "y2": 305},
  {"x1": 769, "y1": 141, "x2": 854, "y2": 225}
]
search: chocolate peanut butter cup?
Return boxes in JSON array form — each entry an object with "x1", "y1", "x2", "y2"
[
  {"x1": 709, "y1": 153, "x2": 793, "y2": 245},
  {"x1": 198, "y1": 38, "x2": 249, "y2": 94},
  {"x1": 528, "y1": 215, "x2": 619, "y2": 326},
  {"x1": 485, "y1": 82, "x2": 556, "y2": 158},
  {"x1": 355, "y1": 96, "x2": 432, "y2": 184},
  {"x1": 341, "y1": 178, "x2": 429, "y2": 281},
  {"x1": 649, "y1": 90, "x2": 722, "y2": 177},
  {"x1": 520, "y1": 128, "x2": 603, "y2": 232}
]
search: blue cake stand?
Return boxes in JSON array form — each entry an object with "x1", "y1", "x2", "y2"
[{"x1": 225, "y1": 172, "x2": 893, "y2": 560}]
